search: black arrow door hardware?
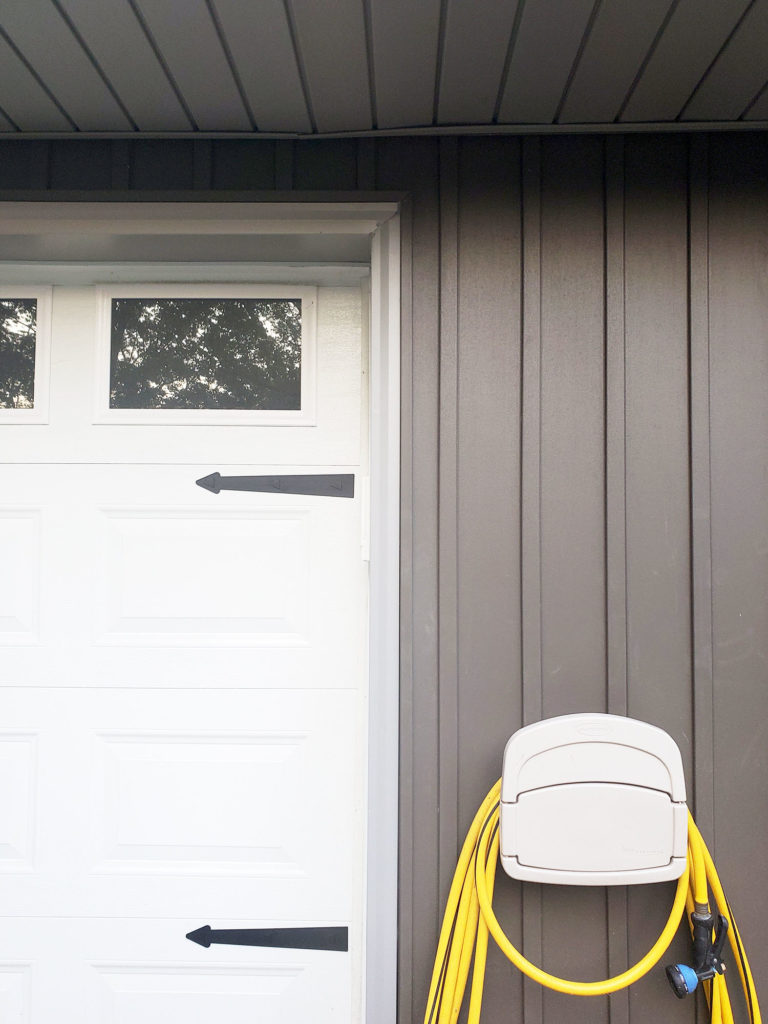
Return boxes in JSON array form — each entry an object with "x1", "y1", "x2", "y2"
[
  {"x1": 196, "y1": 472, "x2": 354, "y2": 498},
  {"x1": 186, "y1": 925, "x2": 348, "y2": 952}
]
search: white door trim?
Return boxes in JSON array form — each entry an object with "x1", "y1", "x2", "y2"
[
  {"x1": 366, "y1": 213, "x2": 400, "y2": 1024},
  {"x1": 0, "y1": 200, "x2": 401, "y2": 1024}
]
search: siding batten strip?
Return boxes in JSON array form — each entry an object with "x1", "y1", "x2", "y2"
[
  {"x1": 689, "y1": 132, "x2": 715, "y2": 846},
  {"x1": 437, "y1": 135, "x2": 460, "y2": 901},
  {"x1": 604, "y1": 133, "x2": 630, "y2": 1024},
  {"x1": 520, "y1": 134, "x2": 544, "y2": 1024}
]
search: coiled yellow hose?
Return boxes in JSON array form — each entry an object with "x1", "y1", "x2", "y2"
[{"x1": 424, "y1": 780, "x2": 761, "y2": 1024}]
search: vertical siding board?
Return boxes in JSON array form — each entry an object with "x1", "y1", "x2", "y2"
[
  {"x1": 376, "y1": 137, "x2": 441, "y2": 1024},
  {"x1": 192, "y1": 140, "x2": 213, "y2": 189},
  {"x1": 210, "y1": 141, "x2": 277, "y2": 189},
  {"x1": 538, "y1": 135, "x2": 609, "y2": 1024},
  {"x1": 520, "y1": 140, "x2": 544, "y2": 730},
  {"x1": 535, "y1": 134, "x2": 610, "y2": 1024},
  {"x1": 110, "y1": 141, "x2": 131, "y2": 189},
  {"x1": 49, "y1": 141, "x2": 112, "y2": 189},
  {"x1": 130, "y1": 141, "x2": 195, "y2": 190},
  {"x1": 293, "y1": 140, "x2": 359, "y2": 190},
  {"x1": 455, "y1": 135, "x2": 522, "y2": 818},
  {"x1": 689, "y1": 134, "x2": 716, "y2": 845},
  {"x1": 455, "y1": 135, "x2": 524, "y2": 1018},
  {"x1": 274, "y1": 142, "x2": 295, "y2": 190},
  {"x1": 437, "y1": 136, "x2": 460, "y2": 907},
  {"x1": 605, "y1": 135, "x2": 628, "y2": 720},
  {"x1": 688, "y1": 130, "x2": 714, "y2": 1024},
  {"x1": 622, "y1": 133, "x2": 696, "y2": 1024},
  {"x1": 539, "y1": 135, "x2": 607, "y2": 716},
  {"x1": 708, "y1": 133, "x2": 768, "y2": 984},
  {"x1": 623, "y1": 134, "x2": 692, "y2": 752},
  {"x1": 356, "y1": 139, "x2": 377, "y2": 191},
  {"x1": 604, "y1": 134, "x2": 630, "y2": 1024},
  {"x1": 0, "y1": 140, "x2": 50, "y2": 189},
  {"x1": 521, "y1": 134, "x2": 544, "y2": 1024}
]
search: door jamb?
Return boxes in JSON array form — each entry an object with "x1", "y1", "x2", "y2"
[{"x1": 366, "y1": 213, "x2": 400, "y2": 1024}]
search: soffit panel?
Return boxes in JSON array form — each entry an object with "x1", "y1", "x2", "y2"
[
  {"x1": 437, "y1": 0, "x2": 519, "y2": 124},
  {"x1": 56, "y1": 0, "x2": 192, "y2": 131},
  {"x1": 0, "y1": 33, "x2": 72, "y2": 131},
  {"x1": 619, "y1": 0, "x2": 751, "y2": 123},
  {"x1": 744, "y1": 83, "x2": 768, "y2": 121},
  {"x1": 130, "y1": 0, "x2": 251, "y2": 130},
  {"x1": 0, "y1": 0, "x2": 131, "y2": 130},
  {"x1": 683, "y1": 1, "x2": 768, "y2": 120},
  {"x1": 498, "y1": 0, "x2": 595, "y2": 125},
  {"x1": 557, "y1": 0, "x2": 673, "y2": 124},
  {"x1": 210, "y1": 0, "x2": 311, "y2": 133},
  {"x1": 0, "y1": 1, "x2": 767, "y2": 134},
  {"x1": 288, "y1": 0, "x2": 372, "y2": 132},
  {"x1": 370, "y1": 0, "x2": 441, "y2": 129}
]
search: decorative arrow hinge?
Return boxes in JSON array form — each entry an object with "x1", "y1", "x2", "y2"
[
  {"x1": 186, "y1": 925, "x2": 348, "y2": 952},
  {"x1": 196, "y1": 472, "x2": 354, "y2": 498}
]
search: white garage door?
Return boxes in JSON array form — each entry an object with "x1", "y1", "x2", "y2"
[{"x1": 0, "y1": 282, "x2": 369, "y2": 1022}]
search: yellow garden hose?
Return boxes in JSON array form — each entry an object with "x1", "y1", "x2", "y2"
[{"x1": 424, "y1": 780, "x2": 761, "y2": 1024}]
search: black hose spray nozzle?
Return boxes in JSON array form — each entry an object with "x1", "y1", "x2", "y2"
[{"x1": 666, "y1": 911, "x2": 729, "y2": 999}]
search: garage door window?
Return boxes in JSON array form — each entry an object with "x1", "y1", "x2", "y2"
[
  {"x1": 0, "y1": 287, "x2": 51, "y2": 422},
  {"x1": 97, "y1": 285, "x2": 316, "y2": 425}
]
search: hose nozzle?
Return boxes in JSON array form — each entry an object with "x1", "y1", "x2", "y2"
[{"x1": 665, "y1": 912, "x2": 728, "y2": 999}]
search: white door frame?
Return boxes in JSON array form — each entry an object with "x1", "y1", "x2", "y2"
[
  {"x1": 0, "y1": 200, "x2": 401, "y2": 1024},
  {"x1": 366, "y1": 214, "x2": 400, "y2": 1024}
]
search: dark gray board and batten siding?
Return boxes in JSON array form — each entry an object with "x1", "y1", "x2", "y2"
[{"x1": 0, "y1": 133, "x2": 766, "y2": 1024}]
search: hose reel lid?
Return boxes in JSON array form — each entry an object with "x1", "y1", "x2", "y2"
[{"x1": 499, "y1": 714, "x2": 688, "y2": 885}]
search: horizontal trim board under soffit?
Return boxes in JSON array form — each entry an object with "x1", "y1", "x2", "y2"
[
  {"x1": 0, "y1": 121, "x2": 766, "y2": 140},
  {"x1": 0, "y1": 202, "x2": 398, "y2": 266},
  {"x1": 0, "y1": 236, "x2": 373, "y2": 263},
  {"x1": 0, "y1": 263, "x2": 371, "y2": 286},
  {"x1": 0, "y1": 201, "x2": 398, "y2": 234}
]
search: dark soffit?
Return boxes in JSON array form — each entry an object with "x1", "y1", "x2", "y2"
[{"x1": 0, "y1": 0, "x2": 767, "y2": 137}]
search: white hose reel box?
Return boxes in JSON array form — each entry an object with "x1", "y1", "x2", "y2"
[{"x1": 500, "y1": 714, "x2": 688, "y2": 885}]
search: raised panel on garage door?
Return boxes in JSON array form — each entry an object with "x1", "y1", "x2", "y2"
[
  {"x1": 0, "y1": 281, "x2": 369, "y2": 1023},
  {"x1": 0, "y1": 464, "x2": 367, "y2": 687}
]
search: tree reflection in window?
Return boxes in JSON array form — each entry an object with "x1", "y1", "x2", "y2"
[
  {"x1": 110, "y1": 297, "x2": 302, "y2": 410},
  {"x1": 0, "y1": 298, "x2": 37, "y2": 409}
]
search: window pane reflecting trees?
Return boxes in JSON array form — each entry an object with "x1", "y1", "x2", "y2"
[
  {"x1": 110, "y1": 298, "x2": 302, "y2": 410},
  {"x1": 0, "y1": 299, "x2": 37, "y2": 409}
]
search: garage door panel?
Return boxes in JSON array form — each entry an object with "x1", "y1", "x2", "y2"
[
  {"x1": 0, "y1": 464, "x2": 366, "y2": 687},
  {"x1": 0, "y1": 920, "x2": 350, "y2": 1023},
  {"x1": 0, "y1": 689, "x2": 358, "y2": 920}
]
